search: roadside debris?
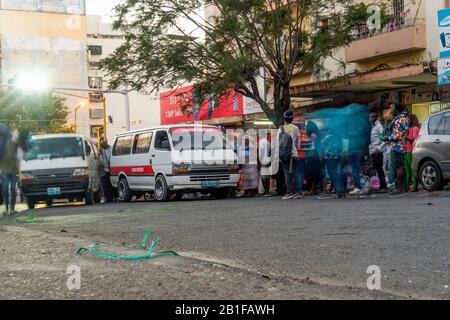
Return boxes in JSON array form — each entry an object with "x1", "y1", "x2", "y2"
[{"x1": 77, "y1": 228, "x2": 178, "y2": 261}]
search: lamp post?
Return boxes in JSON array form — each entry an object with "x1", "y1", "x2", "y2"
[{"x1": 74, "y1": 102, "x2": 87, "y2": 133}]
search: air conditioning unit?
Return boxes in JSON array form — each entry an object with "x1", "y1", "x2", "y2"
[{"x1": 90, "y1": 109, "x2": 104, "y2": 119}]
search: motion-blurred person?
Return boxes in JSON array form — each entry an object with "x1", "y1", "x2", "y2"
[
  {"x1": 304, "y1": 121, "x2": 322, "y2": 196},
  {"x1": 100, "y1": 138, "x2": 114, "y2": 202},
  {"x1": 322, "y1": 128, "x2": 345, "y2": 199},
  {"x1": 369, "y1": 113, "x2": 388, "y2": 192},
  {"x1": 404, "y1": 114, "x2": 420, "y2": 192},
  {"x1": 0, "y1": 130, "x2": 19, "y2": 215},
  {"x1": 347, "y1": 114, "x2": 371, "y2": 195},
  {"x1": 239, "y1": 137, "x2": 259, "y2": 197}
]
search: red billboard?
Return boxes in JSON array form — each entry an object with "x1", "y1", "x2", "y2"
[{"x1": 160, "y1": 86, "x2": 243, "y2": 125}]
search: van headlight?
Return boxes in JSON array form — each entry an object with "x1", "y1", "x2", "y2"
[
  {"x1": 72, "y1": 168, "x2": 89, "y2": 179},
  {"x1": 172, "y1": 163, "x2": 192, "y2": 175},
  {"x1": 19, "y1": 172, "x2": 35, "y2": 183}
]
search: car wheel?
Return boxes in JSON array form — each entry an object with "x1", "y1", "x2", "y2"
[
  {"x1": 154, "y1": 175, "x2": 171, "y2": 202},
  {"x1": 420, "y1": 161, "x2": 444, "y2": 192},
  {"x1": 212, "y1": 188, "x2": 230, "y2": 200},
  {"x1": 118, "y1": 178, "x2": 133, "y2": 202},
  {"x1": 26, "y1": 197, "x2": 36, "y2": 210}
]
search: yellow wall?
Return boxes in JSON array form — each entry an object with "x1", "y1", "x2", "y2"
[{"x1": 0, "y1": 10, "x2": 86, "y2": 40}]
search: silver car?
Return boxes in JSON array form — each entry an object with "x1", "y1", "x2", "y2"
[{"x1": 412, "y1": 109, "x2": 450, "y2": 191}]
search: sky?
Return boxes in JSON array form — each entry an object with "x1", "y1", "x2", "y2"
[{"x1": 86, "y1": 0, "x2": 121, "y2": 16}]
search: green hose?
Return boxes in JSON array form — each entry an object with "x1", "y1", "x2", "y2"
[{"x1": 77, "y1": 228, "x2": 178, "y2": 261}]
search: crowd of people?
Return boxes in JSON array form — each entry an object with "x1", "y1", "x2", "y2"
[{"x1": 238, "y1": 102, "x2": 422, "y2": 199}]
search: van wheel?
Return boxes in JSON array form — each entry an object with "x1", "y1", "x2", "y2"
[
  {"x1": 420, "y1": 161, "x2": 444, "y2": 192},
  {"x1": 26, "y1": 197, "x2": 36, "y2": 210},
  {"x1": 85, "y1": 188, "x2": 94, "y2": 205},
  {"x1": 212, "y1": 188, "x2": 230, "y2": 200},
  {"x1": 46, "y1": 199, "x2": 53, "y2": 207},
  {"x1": 118, "y1": 178, "x2": 133, "y2": 202},
  {"x1": 154, "y1": 175, "x2": 171, "y2": 202}
]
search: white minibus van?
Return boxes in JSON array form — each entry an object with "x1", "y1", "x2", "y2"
[
  {"x1": 19, "y1": 134, "x2": 102, "y2": 209},
  {"x1": 110, "y1": 125, "x2": 240, "y2": 202}
]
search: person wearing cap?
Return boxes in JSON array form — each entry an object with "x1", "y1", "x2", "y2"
[{"x1": 278, "y1": 110, "x2": 300, "y2": 200}]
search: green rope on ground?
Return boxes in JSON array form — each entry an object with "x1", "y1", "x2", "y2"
[{"x1": 77, "y1": 228, "x2": 178, "y2": 261}]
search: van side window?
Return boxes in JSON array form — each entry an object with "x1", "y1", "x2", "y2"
[
  {"x1": 113, "y1": 135, "x2": 134, "y2": 156},
  {"x1": 154, "y1": 131, "x2": 170, "y2": 151},
  {"x1": 133, "y1": 132, "x2": 153, "y2": 154},
  {"x1": 428, "y1": 114, "x2": 444, "y2": 135}
]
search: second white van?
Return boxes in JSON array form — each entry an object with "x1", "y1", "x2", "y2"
[{"x1": 110, "y1": 125, "x2": 240, "y2": 202}]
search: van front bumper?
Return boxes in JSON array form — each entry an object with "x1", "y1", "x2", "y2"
[
  {"x1": 166, "y1": 173, "x2": 239, "y2": 191},
  {"x1": 20, "y1": 178, "x2": 89, "y2": 198}
]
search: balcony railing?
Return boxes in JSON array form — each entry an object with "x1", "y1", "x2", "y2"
[
  {"x1": 352, "y1": 18, "x2": 425, "y2": 42},
  {"x1": 345, "y1": 19, "x2": 426, "y2": 63}
]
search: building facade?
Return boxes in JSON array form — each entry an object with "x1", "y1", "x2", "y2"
[
  {"x1": 0, "y1": 0, "x2": 88, "y2": 131},
  {"x1": 290, "y1": 0, "x2": 449, "y2": 123},
  {"x1": 86, "y1": 15, "x2": 160, "y2": 143}
]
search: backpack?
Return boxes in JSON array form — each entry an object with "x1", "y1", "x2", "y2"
[{"x1": 279, "y1": 126, "x2": 292, "y2": 163}]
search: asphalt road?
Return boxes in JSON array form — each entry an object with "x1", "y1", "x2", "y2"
[{"x1": 1, "y1": 191, "x2": 449, "y2": 299}]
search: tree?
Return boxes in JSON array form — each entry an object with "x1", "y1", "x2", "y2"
[
  {"x1": 101, "y1": 0, "x2": 379, "y2": 127},
  {"x1": 0, "y1": 90, "x2": 71, "y2": 133}
]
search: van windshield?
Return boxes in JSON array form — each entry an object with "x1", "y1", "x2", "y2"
[
  {"x1": 170, "y1": 127, "x2": 232, "y2": 151},
  {"x1": 25, "y1": 137, "x2": 85, "y2": 161}
]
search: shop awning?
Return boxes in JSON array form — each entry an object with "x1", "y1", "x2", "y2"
[{"x1": 290, "y1": 64, "x2": 437, "y2": 98}]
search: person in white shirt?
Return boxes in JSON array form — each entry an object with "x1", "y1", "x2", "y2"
[{"x1": 368, "y1": 113, "x2": 388, "y2": 192}]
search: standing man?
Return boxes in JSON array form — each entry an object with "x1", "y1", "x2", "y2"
[
  {"x1": 386, "y1": 103, "x2": 409, "y2": 194},
  {"x1": 0, "y1": 130, "x2": 20, "y2": 215},
  {"x1": 258, "y1": 131, "x2": 272, "y2": 196},
  {"x1": 278, "y1": 110, "x2": 300, "y2": 200},
  {"x1": 369, "y1": 113, "x2": 388, "y2": 192},
  {"x1": 100, "y1": 138, "x2": 114, "y2": 202}
]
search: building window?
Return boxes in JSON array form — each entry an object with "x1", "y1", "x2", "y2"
[
  {"x1": 88, "y1": 77, "x2": 103, "y2": 89},
  {"x1": 90, "y1": 126, "x2": 103, "y2": 139},
  {"x1": 393, "y1": 0, "x2": 405, "y2": 23},
  {"x1": 89, "y1": 109, "x2": 104, "y2": 120},
  {"x1": 89, "y1": 61, "x2": 101, "y2": 70},
  {"x1": 88, "y1": 45, "x2": 102, "y2": 56},
  {"x1": 89, "y1": 92, "x2": 103, "y2": 102}
]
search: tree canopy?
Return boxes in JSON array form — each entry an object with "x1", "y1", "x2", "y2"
[
  {"x1": 101, "y1": 0, "x2": 378, "y2": 127},
  {"x1": 0, "y1": 90, "x2": 71, "y2": 133}
]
